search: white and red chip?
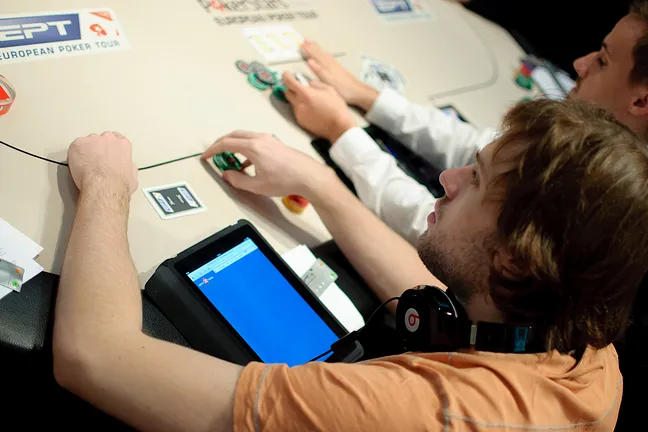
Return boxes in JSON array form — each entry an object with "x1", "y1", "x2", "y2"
[{"x1": 0, "y1": 75, "x2": 16, "y2": 116}]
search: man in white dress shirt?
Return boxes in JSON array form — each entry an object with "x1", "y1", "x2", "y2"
[{"x1": 283, "y1": 3, "x2": 648, "y2": 244}]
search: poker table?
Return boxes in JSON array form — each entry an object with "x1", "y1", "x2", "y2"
[{"x1": 0, "y1": 0, "x2": 531, "y2": 283}]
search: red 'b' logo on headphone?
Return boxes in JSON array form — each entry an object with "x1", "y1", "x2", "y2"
[{"x1": 405, "y1": 308, "x2": 420, "y2": 332}]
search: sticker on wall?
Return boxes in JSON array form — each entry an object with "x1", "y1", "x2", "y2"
[
  {"x1": 0, "y1": 9, "x2": 129, "y2": 65},
  {"x1": 369, "y1": 0, "x2": 434, "y2": 23}
]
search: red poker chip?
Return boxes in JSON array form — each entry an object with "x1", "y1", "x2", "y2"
[
  {"x1": 0, "y1": 75, "x2": 16, "y2": 116},
  {"x1": 288, "y1": 195, "x2": 309, "y2": 207},
  {"x1": 257, "y1": 71, "x2": 277, "y2": 85}
]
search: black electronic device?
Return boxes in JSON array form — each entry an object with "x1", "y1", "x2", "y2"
[
  {"x1": 394, "y1": 285, "x2": 545, "y2": 353},
  {"x1": 145, "y1": 220, "x2": 347, "y2": 366}
]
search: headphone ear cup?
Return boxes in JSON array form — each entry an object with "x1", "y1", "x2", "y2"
[
  {"x1": 396, "y1": 286, "x2": 465, "y2": 352},
  {"x1": 396, "y1": 287, "x2": 431, "y2": 351}
]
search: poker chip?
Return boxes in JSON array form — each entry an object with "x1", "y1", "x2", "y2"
[
  {"x1": 272, "y1": 82, "x2": 288, "y2": 102},
  {"x1": 515, "y1": 74, "x2": 533, "y2": 90},
  {"x1": 235, "y1": 60, "x2": 251, "y2": 74},
  {"x1": 213, "y1": 152, "x2": 243, "y2": 171},
  {"x1": 256, "y1": 70, "x2": 277, "y2": 85},
  {"x1": 0, "y1": 75, "x2": 16, "y2": 116},
  {"x1": 249, "y1": 61, "x2": 267, "y2": 75},
  {"x1": 282, "y1": 195, "x2": 310, "y2": 214},
  {"x1": 247, "y1": 73, "x2": 270, "y2": 90}
]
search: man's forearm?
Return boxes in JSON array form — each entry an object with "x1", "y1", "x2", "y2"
[
  {"x1": 350, "y1": 84, "x2": 380, "y2": 112},
  {"x1": 306, "y1": 169, "x2": 444, "y2": 304},
  {"x1": 53, "y1": 180, "x2": 243, "y2": 432},
  {"x1": 55, "y1": 180, "x2": 142, "y2": 354}
]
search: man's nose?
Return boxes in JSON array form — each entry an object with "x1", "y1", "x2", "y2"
[
  {"x1": 573, "y1": 52, "x2": 596, "y2": 78},
  {"x1": 439, "y1": 166, "x2": 472, "y2": 200}
]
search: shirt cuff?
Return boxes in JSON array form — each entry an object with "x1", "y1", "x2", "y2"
[
  {"x1": 330, "y1": 127, "x2": 386, "y2": 176},
  {"x1": 365, "y1": 88, "x2": 409, "y2": 130}
]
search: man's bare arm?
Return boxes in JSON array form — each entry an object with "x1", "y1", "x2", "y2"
[
  {"x1": 308, "y1": 170, "x2": 444, "y2": 303},
  {"x1": 53, "y1": 133, "x2": 241, "y2": 432}
]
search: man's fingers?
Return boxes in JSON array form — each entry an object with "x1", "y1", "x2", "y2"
[
  {"x1": 301, "y1": 40, "x2": 326, "y2": 61},
  {"x1": 283, "y1": 72, "x2": 305, "y2": 93},
  {"x1": 202, "y1": 130, "x2": 260, "y2": 159},
  {"x1": 222, "y1": 169, "x2": 258, "y2": 193},
  {"x1": 306, "y1": 58, "x2": 323, "y2": 74},
  {"x1": 201, "y1": 136, "x2": 253, "y2": 160},
  {"x1": 226, "y1": 130, "x2": 264, "y2": 140},
  {"x1": 284, "y1": 88, "x2": 297, "y2": 105},
  {"x1": 309, "y1": 80, "x2": 328, "y2": 90}
]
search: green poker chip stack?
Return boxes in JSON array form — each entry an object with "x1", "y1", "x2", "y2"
[
  {"x1": 237, "y1": 59, "x2": 282, "y2": 93},
  {"x1": 515, "y1": 74, "x2": 534, "y2": 90},
  {"x1": 247, "y1": 73, "x2": 270, "y2": 90},
  {"x1": 273, "y1": 82, "x2": 288, "y2": 102},
  {"x1": 213, "y1": 152, "x2": 243, "y2": 171}
]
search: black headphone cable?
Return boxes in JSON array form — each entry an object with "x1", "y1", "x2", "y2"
[{"x1": 308, "y1": 296, "x2": 400, "y2": 363}]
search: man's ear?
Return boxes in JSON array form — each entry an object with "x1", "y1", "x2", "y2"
[{"x1": 629, "y1": 85, "x2": 648, "y2": 117}]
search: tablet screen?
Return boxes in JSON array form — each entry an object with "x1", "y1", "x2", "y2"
[{"x1": 186, "y1": 237, "x2": 338, "y2": 366}]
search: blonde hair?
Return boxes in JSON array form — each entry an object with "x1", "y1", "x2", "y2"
[{"x1": 487, "y1": 99, "x2": 648, "y2": 353}]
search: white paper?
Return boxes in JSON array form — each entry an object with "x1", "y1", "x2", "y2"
[
  {"x1": 242, "y1": 25, "x2": 304, "y2": 63},
  {"x1": 1, "y1": 251, "x2": 43, "y2": 282},
  {"x1": 0, "y1": 286, "x2": 11, "y2": 300},
  {"x1": 282, "y1": 245, "x2": 365, "y2": 332},
  {"x1": 0, "y1": 252, "x2": 43, "y2": 300},
  {"x1": 0, "y1": 218, "x2": 44, "y2": 300},
  {"x1": 0, "y1": 218, "x2": 43, "y2": 259}
]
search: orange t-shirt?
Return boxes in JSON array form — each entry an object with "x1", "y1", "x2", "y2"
[{"x1": 234, "y1": 345, "x2": 622, "y2": 431}]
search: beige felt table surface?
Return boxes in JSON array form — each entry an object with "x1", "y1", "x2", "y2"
[{"x1": 0, "y1": 0, "x2": 531, "y2": 283}]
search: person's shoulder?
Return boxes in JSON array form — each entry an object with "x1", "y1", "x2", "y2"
[{"x1": 581, "y1": 345, "x2": 622, "y2": 379}]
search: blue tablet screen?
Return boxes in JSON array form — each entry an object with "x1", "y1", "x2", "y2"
[{"x1": 186, "y1": 238, "x2": 337, "y2": 366}]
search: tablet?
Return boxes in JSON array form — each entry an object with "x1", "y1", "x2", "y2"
[{"x1": 171, "y1": 221, "x2": 345, "y2": 366}]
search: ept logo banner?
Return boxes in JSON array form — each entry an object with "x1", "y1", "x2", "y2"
[
  {"x1": 0, "y1": 9, "x2": 129, "y2": 64},
  {"x1": 0, "y1": 14, "x2": 81, "y2": 48}
]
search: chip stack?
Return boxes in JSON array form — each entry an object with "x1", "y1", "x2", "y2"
[
  {"x1": 236, "y1": 59, "x2": 288, "y2": 103},
  {"x1": 273, "y1": 82, "x2": 288, "y2": 102},
  {"x1": 213, "y1": 152, "x2": 243, "y2": 172},
  {"x1": 514, "y1": 60, "x2": 535, "y2": 91},
  {"x1": 282, "y1": 195, "x2": 310, "y2": 214}
]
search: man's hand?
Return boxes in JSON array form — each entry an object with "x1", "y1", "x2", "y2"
[
  {"x1": 283, "y1": 72, "x2": 356, "y2": 143},
  {"x1": 68, "y1": 131, "x2": 138, "y2": 195},
  {"x1": 302, "y1": 40, "x2": 379, "y2": 111},
  {"x1": 201, "y1": 130, "x2": 334, "y2": 199}
]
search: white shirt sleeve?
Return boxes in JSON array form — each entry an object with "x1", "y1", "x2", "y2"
[
  {"x1": 365, "y1": 88, "x2": 497, "y2": 169},
  {"x1": 330, "y1": 127, "x2": 435, "y2": 244},
  {"x1": 328, "y1": 91, "x2": 498, "y2": 244}
]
